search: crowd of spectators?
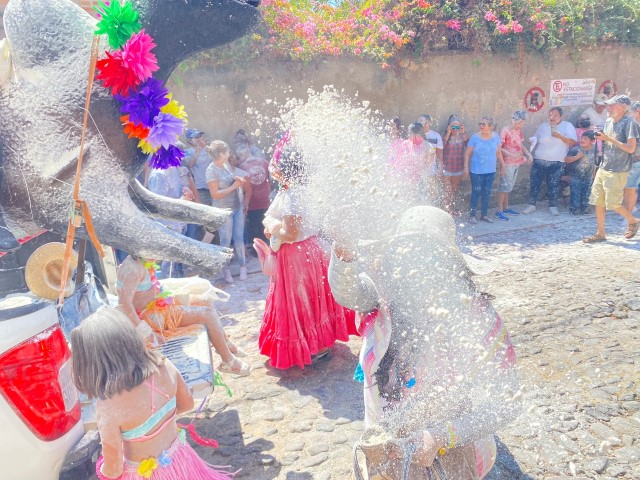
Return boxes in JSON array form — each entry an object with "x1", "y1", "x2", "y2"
[
  {"x1": 389, "y1": 93, "x2": 640, "y2": 242},
  {"x1": 144, "y1": 92, "x2": 640, "y2": 279}
]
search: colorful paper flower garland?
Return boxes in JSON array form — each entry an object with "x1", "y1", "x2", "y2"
[{"x1": 94, "y1": 1, "x2": 187, "y2": 169}]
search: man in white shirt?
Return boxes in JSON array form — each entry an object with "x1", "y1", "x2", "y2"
[
  {"x1": 581, "y1": 94, "x2": 609, "y2": 129},
  {"x1": 522, "y1": 107, "x2": 577, "y2": 216}
]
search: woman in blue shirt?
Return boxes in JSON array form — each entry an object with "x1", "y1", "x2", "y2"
[{"x1": 464, "y1": 117, "x2": 504, "y2": 224}]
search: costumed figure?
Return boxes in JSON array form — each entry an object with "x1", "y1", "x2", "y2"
[
  {"x1": 259, "y1": 150, "x2": 357, "y2": 369},
  {"x1": 328, "y1": 206, "x2": 521, "y2": 480},
  {"x1": 71, "y1": 307, "x2": 236, "y2": 480},
  {"x1": 117, "y1": 255, "x2": 251, "y2": 377}
]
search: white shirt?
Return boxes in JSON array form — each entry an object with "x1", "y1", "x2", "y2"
[
  {"x1": 424, "y1": 130, "x2": 442, "y2": 176},
  {"x1": 263, "y1": 187, "x2": 316, "y2": 244},
  {"x1": 581, "y1": 106, "x2": 608, "y2": 129},
  {"x1": 533, "y1": 121, "x2": 577, "y2": 162}
]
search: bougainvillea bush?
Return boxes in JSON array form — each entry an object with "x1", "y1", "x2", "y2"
[{"x1": 189, "y1": 0, "x2": 640, "y2": 69}]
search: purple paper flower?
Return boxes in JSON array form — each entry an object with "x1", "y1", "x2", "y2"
[
  {"x1": 148, "y1": 145, "x2": 185, "y2": 170},
  {"x1": 117, "y1": 78, "x2": 169, "y2": 127},
  {"x1": 147, "y1": 112, "x2": 186, "y2": 149}
]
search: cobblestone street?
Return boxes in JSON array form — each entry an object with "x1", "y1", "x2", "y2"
[{"x1": 185, "y1": 207, "x2": 640, "y2": 480}]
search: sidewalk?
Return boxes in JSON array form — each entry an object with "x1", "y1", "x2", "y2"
[{"x1": 459, "y1": 201, "x2": 621, "y2": 239}]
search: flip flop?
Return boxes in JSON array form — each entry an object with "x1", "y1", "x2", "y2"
[
  {"x1": 583, "y1": 234, "x2": 607, "y2": 244},
  {"x1": 624, "y1": 221, "x2": 640, "y2": 239},
  {"x1": 218, "y1": 357, "x2": 251, "y2": 377}
]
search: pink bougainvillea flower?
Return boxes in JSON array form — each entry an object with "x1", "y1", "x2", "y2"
[
  {"x1": 446, "y1": 19, "x2": 462, "y2": 31},
  {"x1": 512, "y1": 20, "x2": 524, "y2": 33},
  {"x1": 496, "y1": 22, "x2": 510, "y2": 34},
  {"x1": 121, "y1": 29, "x2": 159, "y2": 82},
  {"x1": 354, "y1": 48, "x2": 362, "y2": 55},
  {"x1": 535, "y1": 22, "x2": 547, "y2": 31},
  {"x1": 484, "y1": 11, "x2": 497, "y2": 22}
]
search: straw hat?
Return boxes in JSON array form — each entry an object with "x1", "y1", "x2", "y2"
[{"x1": 25, "y1": 242, "x2": 78, "y2": 300}]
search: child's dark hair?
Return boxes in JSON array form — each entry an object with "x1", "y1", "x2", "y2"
[{"x1": 581, "y1": 130, "x2": 596, "y2": 141}]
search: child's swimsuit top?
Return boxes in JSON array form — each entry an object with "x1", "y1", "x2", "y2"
[
  {"x1": 116, "y1": 268, "x2": 153, "y2": 293},
  {"x1": 121, "y1": 374, "x2": 177, "y2": 442}
]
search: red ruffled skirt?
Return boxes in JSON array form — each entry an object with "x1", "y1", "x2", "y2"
[{"x1": 259, "y1": 236, "x2": 357, "y2": 369}]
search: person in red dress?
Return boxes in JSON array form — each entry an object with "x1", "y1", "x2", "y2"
[{"x1": 259, "y1": 150, "x2": 357, "y2": 369}]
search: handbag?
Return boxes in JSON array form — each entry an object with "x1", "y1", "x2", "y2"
[
  {"x1": 57, "y1": 262, "x2": 109, "y2": 340},
  {"x1": 253, "y1": 238, "x2": 277, "y2": 277}
]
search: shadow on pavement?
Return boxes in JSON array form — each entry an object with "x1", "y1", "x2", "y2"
[
  {"x1": 198, "y1": 409, "x2": 280, "y2": 479},
  {"x1": 486, "y1": 437, "x2": 534, "y2": 480},
  {"x1": 267, "y1": 342, "x2": 364, "y2": 422}
]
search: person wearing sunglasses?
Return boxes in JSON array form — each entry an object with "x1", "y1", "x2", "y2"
[{"x1": 464, "y1": 117, "x2": 504, "y2": 224}]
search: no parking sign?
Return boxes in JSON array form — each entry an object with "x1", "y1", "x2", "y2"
[{"x1": 524, "y1": 87, "x2": 545, "y2": 113}]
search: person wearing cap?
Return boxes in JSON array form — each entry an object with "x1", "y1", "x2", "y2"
[
  {"x1": 581, "y1": 93, "x2": 609, "y2": 130},
  {"x1": 328, "y1": 206, "x2": 520, "y2": 479},
  {"x1": 496, "y1": 111, "x2": 533, "y2": 220},
  {"x1": 585, "y1": 95, "x2": 640, "y2": 242},
  {"x1": 441, "y1": 114, "x2": 469, "y2": 215},
  {"x1": 622, "y1": 101, "x2": 640, "y2": 216},
  {"x1": 183, "y1": 128, "x2": 211, "y2": 240},
  {"x1": 522, "y1": 107, "x2": 577, "y2": 216}
]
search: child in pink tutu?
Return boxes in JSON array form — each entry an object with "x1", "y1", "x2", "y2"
[
  {"x1": 71, "y1": 307, "x2": 234, "y2": 480},
  {"x1": 260, "y1": 150, "x2": 357, "y2": 369}
]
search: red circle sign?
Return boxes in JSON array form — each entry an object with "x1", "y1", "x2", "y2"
[
  {"x1": 552, "y1": 80, "x2": 563, "y2": 93},
  {"x1": 524, "y1": 87, "x2": 546, "y2": 113},
  {"x1": 598, "y1": 80, "x2": 617, "y2": 97}
]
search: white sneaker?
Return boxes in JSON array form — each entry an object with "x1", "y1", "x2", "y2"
[
  {"x1": 239, "y1": 266, "x2": 248, "y2": 281},
  {"x1": 223, "y1": 268, "x2": 233, "y2": 284},
  {"x1": 549, "y1": 207, "x2": 559, "y2": 216},
  {"x1": 469, "y1": 216, "x2": 478, "y2": 224},
  {"x1": 522, "y1": 205, "x2": 536, "y2": 214}
]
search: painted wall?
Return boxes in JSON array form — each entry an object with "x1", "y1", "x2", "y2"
[{"x1": 168, "y1": 47, "x2": 639, "y2": 203}]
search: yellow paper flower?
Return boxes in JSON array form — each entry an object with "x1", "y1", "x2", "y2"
[
  {"x1": 160, "y1": 94, "x2": 188, "y2": 121},
  {"x1": 138, "y1": 138, "x2": 159, "y2": 154},
  {"x1": 137, "y1": 457, "x2": 158, "y2": 478}
]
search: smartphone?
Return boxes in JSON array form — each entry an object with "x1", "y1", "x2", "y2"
[{"x1": 550, "y1": 124, "x2": 558, "y2": 133}]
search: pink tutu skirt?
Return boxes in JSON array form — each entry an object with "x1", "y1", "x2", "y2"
[
  {"x1": 96, "y1": 433, "x2": 235, "y2": 480},
  {"x1": 259, "y1": 236, "x2": 357, "y2": 369}
]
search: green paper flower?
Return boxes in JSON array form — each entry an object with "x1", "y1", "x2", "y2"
[{"x1": 94, "y1": 1, "x2": 142, "y2": 50}]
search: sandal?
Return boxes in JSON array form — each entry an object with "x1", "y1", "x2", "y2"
[
  {"x1": 218, "y1": 357, "x2": 251, "y2": 377},
  {"x1": 624, "y1": 221, "x2": 640, "y2": 239},
  {"x1": 227, "y1": 341, "x2": 248, "y2": 358},
  {"x1": 583, "y1": 234, "x2": 607, "y2": 244}
]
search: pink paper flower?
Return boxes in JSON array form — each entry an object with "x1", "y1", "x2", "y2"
[
  {"x1": 512, "y1": 20, "x2": 523, "y2": 33},
  {"x1": 121, "y1": 30, "x2": 159, "y2": 82},
  {"x1": 484, "y1": 11, "x2": 497, "y2": 22}
]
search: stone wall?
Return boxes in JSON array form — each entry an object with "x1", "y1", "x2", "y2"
[{"x1": 169, "y1": 47, "x2": 639, "y2": 204}]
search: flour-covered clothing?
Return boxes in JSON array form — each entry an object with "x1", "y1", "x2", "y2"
[
  {"x1": 205, "y1": 164, "x2": 249, "y2": 211},
  {"x1": 532, "y1": 121, "x2": 577, "y2": 163},
  {"x1": 601, "y1": 115, "x2": 640, "y2": 173}
]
